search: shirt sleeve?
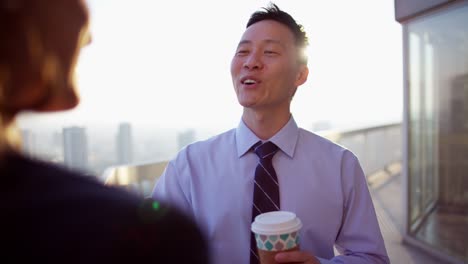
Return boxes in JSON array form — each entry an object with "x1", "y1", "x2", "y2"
[
  {"x1": 151, "y1": 159, "x2": 193, "y2": 217},
  {"x1": 324, "y1": 150, "x2": 390, "y2": 264}
]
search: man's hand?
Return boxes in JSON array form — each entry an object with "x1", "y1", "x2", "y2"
[{"x1": 275, "y1": 250, "x2": 321, "y2": 264}]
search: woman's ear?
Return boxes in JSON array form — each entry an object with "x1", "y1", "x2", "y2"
[
  {"x1": 1, "y1": 27, "x2": 79, "y2": 114},
  {"x1": 0, "y1": 16, "x2": 49, "y2": 114},
  {"x1": 0, "y1": 45, "x2": 59, "y2": 114}
]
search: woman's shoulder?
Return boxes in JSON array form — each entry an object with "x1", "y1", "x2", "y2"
[{"x1": 1, "y1": 152, "x2": 140, "y2": 207}]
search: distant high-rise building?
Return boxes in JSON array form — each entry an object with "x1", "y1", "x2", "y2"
[
  {"x1": 63, "y1": 126, "x2": 88, "y2": 171},
  {"x1": 21, "y1": 129, "x2": 36, "y2": 156},
  {"x1": 51, "y1": 131, "x2": 63, "y2": 161},
  {"x1": 311, "y1": 120, "x2": 332, "y2": 132},
  {"x1": 177, "y1": 129, "x2": 196, "y2": 150},
  {"x1": 116, "y1": 122, "x2": 133, "y2": 164}
]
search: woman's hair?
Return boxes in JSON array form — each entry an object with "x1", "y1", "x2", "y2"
[{"x1": 0, "y1": 0, "x2": 88, "y2": 154}]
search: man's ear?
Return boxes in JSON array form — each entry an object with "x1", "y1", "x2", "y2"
[{"x1": 294, "y1": 65, "x2": 309, "y2": 87}]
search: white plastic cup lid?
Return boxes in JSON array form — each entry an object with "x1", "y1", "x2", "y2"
[{"x1": 251, "y1": 211, "x2": 302, "y2": 235}]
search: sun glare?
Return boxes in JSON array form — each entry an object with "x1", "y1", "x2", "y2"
[{"x1": 18, "y1": 0, "x2": 402, "y2": 132}]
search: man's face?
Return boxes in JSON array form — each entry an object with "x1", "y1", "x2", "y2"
[{"x1": 230, "y1": 20, "x2": 308, "y2": 112}]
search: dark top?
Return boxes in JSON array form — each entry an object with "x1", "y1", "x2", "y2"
[{"x1": 0, "y1": 152, "x2": 209, "y2": 263}]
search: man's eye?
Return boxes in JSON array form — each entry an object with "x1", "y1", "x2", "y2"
[
  {"x1": 236, "y1": 50, "x2": 249, "y2": 55},
  {"x1": 265, "y1": 50, "x2": 278, "y2": 55}
]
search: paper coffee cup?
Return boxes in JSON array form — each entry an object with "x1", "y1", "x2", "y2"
[{"x1": 251, "y1": 211, "x2": 302, "y2": 264}]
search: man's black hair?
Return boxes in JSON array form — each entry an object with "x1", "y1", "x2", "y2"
[{"x1": 246, "y1": 3, "x2": 309, "y2": 64}]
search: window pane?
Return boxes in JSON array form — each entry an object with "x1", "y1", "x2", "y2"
[{"x1": 407, "y1": 2, "x2": 468, "y2": 261}]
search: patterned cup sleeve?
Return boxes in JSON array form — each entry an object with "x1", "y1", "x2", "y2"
[{"x1": 255, "y1": 231, "x2": 300, "y2": 251}]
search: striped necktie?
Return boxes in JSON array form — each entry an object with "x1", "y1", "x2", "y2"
[{"x1": 249, "y1": 141, "x2": 280, "y2": 264}]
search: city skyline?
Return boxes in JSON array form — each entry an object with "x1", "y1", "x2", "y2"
[
  {"x1": 19, "y1": 118, "x2": 374, "y2": 179},
  {"x1": 19, "y1": 121, "x2": 218, "y2": 178}
]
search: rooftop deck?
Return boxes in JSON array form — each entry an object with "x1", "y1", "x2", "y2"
[{"x1": 104, "y1": 123, "x2": 466, "y2": 263}]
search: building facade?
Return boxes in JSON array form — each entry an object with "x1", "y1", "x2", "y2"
[
  {"x1": 116, "y1": 122, "x2": 133, "y2": 165},
  {"x1": 63, "y1": 126, "x2": 89, "y2": 171}
]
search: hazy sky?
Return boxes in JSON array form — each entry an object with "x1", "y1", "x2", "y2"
[{"x1": 18, "y1": 0, "x2": 403, "y2": 133}]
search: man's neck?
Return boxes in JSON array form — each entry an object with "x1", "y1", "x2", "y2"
[{"x1": 242, "y1": 109, "x2": 291, "y2": 140}]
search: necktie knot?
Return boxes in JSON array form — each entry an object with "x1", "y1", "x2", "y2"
[{"x1": 253, "y1": 141, "x2": 279, "y2": 161}]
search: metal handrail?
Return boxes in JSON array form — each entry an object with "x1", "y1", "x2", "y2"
[{"x1": 104, "y1": 122, "x2": 402, "y2": 197}]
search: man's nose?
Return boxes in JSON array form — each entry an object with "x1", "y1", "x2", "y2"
[{"x1": 243, "y1": 52, "x2": 263, "y2": 70}]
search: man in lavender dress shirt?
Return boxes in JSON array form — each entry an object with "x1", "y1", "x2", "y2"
[{"x1": 152, "y1": 3, "x2": 389, "y2": 264}]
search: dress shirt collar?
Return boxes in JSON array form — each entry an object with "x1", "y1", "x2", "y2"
[{"x1": 235, "y1": 115, "x2": 299, "y2": 158}]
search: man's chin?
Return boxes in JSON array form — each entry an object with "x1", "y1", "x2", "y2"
[{"x1": 238, "y1": 98, "x2": 258, "y2": 108}]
